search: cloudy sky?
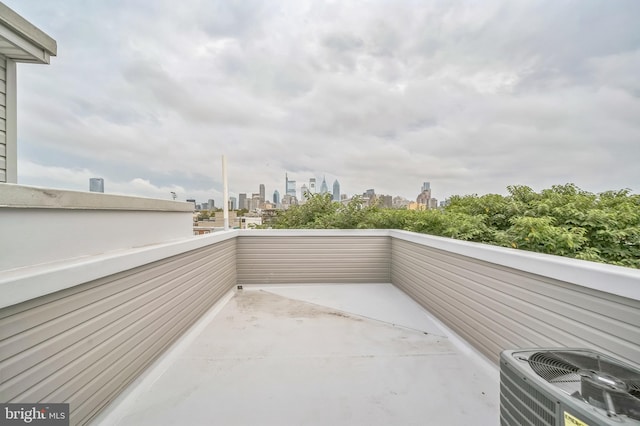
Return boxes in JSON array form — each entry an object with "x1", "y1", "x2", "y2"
[{"x1": 7, "y1": 0, "x2": 640, "y2": 204}]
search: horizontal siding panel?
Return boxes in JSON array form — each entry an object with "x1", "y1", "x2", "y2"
[
  {"x1": 237, "y1": 235, "x2": 390, "y2": 284},
  {"x1": 0, "y1": 105, "x2": 5, "y2": 119},
  {"x1": 0, "y1": 156, "x2": 4, "y2": 170},
  {"x1": 0, "y1": 80, "x2": 5, "y2": 94},
  {"x1": 0, "y1": 249, "x2": 235, "y2": 389},
  {"x1": 393, "y1": 243, "x2": 638, "y2": 344},
  {"x1": 0, "y1": 144, "x2": 4, "y2": 156},
  {"x1": 0, "y1": 242, "x2": 232, "y2": 341},
  {"x1": 391, "y1": 239, "x2": 640, "y2": 366},
  {"x1": 0, "y1": 239, "x2": 236, "y2": 425}
]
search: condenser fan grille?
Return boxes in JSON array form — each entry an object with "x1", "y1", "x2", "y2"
[
  {"x1": 528, "y1": 352, "x2": 580, "y2": 383},
  {"x1": 523, "y1": 350, "x2": 640, "y2": 421}
]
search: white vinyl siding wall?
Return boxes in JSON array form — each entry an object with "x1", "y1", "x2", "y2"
[
  {"x1": 390, "y1": 238, "x2": 640, "y2": 367},
  {"x1": 0, "y1": 239, "x2": 237, "y2": 425},
  {"x1": 0, "y1": 54, "x2": 6, "y2": 182}
]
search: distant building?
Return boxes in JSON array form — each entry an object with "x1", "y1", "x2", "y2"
[
  {"x1": 89, "y1": 178, "x2": 104, "y2": 193},
  {"x1": 229, "y1": 197, "x2": 237, "y2": 210},
  {"x1": 249, "y1": 194, "x2": 261, "y2": 211},
  {"x1": 362, "y1": 189, "x2": 377, "y2": 207},
  {"x1": 239, "y1": 216, "x2": 262, "y2": 229},
  {"x1": 309, "y1": 178, "x2": 316, "y2": 194},
  {"x1": 238, "y1": 193, "x2": 247, "y2": 210},
  {"x1": 393, "y1": 196, "x2": 410, "y2": 209},
  {"x1": 341, "y1": 194, "x2": 348, "y2": 201},
  {"x1": 281, "y1": 194, "x2": 297, "y2": 210},
  {"x1": 207, "y1": 199, "x2": 215, "y2": 210},
  {"x1": 285, "y1": 173, "x2": 296, "y2": 197},
  {"x1": 379, "y1": 195, "x2": 392, "y2": 209},
  {"x1": 273, "y1": 190, "x2": 280, "y2": 205},
  {"x1": 259, "y1": 184, "x2": 265, "y2": 203},
  {"x1": 416, "y1": 181, "x2": 439, "y2": 210},
  {"x1": 320, "y1": 177, "x2": 329, "y2": 194},
  {"x1": 332, "y1": 180, "x2": 340, "y2": 201},
  {"x1": 300, "y1": 184, "x2": 309, "y2": 201}
]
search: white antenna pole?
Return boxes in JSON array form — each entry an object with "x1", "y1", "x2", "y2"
[{"x1": 222, "y1": 155, "x2": 229, "y2": 231}]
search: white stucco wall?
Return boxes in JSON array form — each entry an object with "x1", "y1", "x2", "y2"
[{"x1": 0, "y1": 184, "x2": 194, "y2": 271}]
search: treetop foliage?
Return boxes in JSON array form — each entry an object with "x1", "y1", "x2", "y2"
[{"x1": 269, "y1": 184, "x2": 640, "y2": 269}]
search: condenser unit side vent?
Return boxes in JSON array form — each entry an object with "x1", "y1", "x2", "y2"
[{"x1": 501, "y1": 361, "x2": 556, "y2": 426}]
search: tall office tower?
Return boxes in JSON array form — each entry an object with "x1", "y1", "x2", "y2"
[
  {"x1": 89, "y1": 178, "x2": 104, "y2": 193},
  {"x1": 320, "y1": 176, "x2": 328, "y2": 194},
  {"x1": 417, "y1": 182, "x2": 432, "y2": 206},
  {"x1": 300, "y1": 184, "x2": 309, "y2": 200},
  {"x1": 309, "y1": 178, "x2": 316, "y2": 194},
  {"x1": 273, "y1": 190, "x2": 280, "y2": 205},
  {"x1": 229, "y1": 196, "x2": 237, "y2": 210},
  {"x1": 208, "y1": 199, "x2": 215, "y2": 210},
  {"x1": 259, "y1": 184, "x2": 265, "y2": 202},
  {"x1": 250, "y1": 194, "x2": 261, "y2": 211},
  {"x1": 332, "y1": 180, "x2": 340, "y2": 201},
  {"x1": 238, "y1": 193, "x2": 247, "y2": 210},
  {"x1": 286, "y1": 173, "x2": 296, "y2": 197}
]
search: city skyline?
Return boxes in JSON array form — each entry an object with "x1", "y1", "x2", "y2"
[{"x1": 7, "y1": 1, "x2": 639, "y2": 204}]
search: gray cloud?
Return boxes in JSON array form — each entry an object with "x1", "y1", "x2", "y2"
[{"x1": 8, "y1": 0, "x2": 640, "y2": 205}]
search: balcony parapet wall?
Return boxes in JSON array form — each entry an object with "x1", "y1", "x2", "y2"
[
  {"x1": 0, "y1": 184, "x2": 194, "y2": 273},
  {"x1": 0, "y1": 228, "x2": 638, "y2": 425}
]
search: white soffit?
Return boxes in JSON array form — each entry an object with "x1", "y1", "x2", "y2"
[{"x1": 0, "y1": 2, "x2": 57, "y2": 64}]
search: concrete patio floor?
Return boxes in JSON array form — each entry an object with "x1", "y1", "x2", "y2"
[{"x1": 94, "y1": 284, "x2": 499, "y2": 425}]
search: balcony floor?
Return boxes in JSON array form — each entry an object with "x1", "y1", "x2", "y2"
[{"x1": 95, "y1": 284, "x2": 499, "y2": 425}]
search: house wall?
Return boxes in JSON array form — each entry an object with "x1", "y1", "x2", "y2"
[
  {"x1": 0, "y1": 54, "x2": 10, "y2": 182},
  {"x1": 390, "y1": 232, "x2": 640, "y2": 368}
]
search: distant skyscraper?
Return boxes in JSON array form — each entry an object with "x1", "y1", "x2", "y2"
[
  {"x1": 238, "y1": 193, "x2": 247, "y2": 210},
  {"x1": 229, "y1": 196, "x2": 237, "y2": 210},
  {"x1": 300, "y1": 184, "x2": 309, "y2": 200},
  {"x1": 89, "y1": 178, "x2": 104, "y2": 193},
  {"x1": 259, "y1": 184, "x2": 265, "y2": 202},
  {"x1": 332, "y1": 180, "x2": 340, "y2": 201},
  {"x1": 320, "y1": 176, "x2": 328, "y2": 194},
  {"x1": 286, "y1": 173, "x2": 296, "y2": 197},
  {"x1": 417, "y1": 182, "x2": 432, "y2": 206},
  {"x1": 309, "y1": 178, "x2": 316, "y2": 194},
  {"x1": 208, "y1": 199, "x2": 215, "y2": 210},
  {"x1": 273, "y1": 190, "x2": 280, "y2": 205}
]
